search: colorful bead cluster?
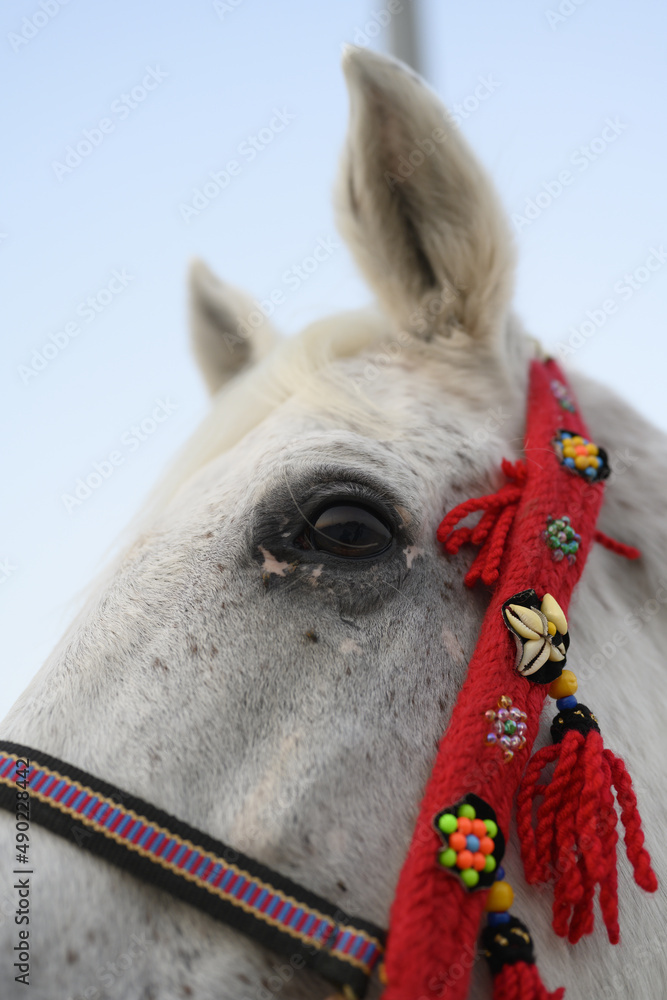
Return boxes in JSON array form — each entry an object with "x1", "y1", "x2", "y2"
[
  {"x1": 436, "y1": 802, "x2": 500, "y2": 889},
  {"x1": 553, "y1": 430, "x2": 609, "y2": 482},
  {"x1": 551, "y1": 378, "x2": 576, "y2": 413},
  {"x1": 484, "y1": 695, "x2": 527, "y2": 762},
  {"x1": 543, "y1": 514, "x2": 581, "y2": 564}
]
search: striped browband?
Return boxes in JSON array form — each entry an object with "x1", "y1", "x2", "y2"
[{"x1": 0, "y1": 742, "x2": 384, "y2": 996}]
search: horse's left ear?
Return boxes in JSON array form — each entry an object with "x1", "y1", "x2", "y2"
[
  {"x1": 189, "y1": 258, "x2": 278, "y2": 394},
  {"x1": 336, "y1": 47, "x2": 514, "y2": 344}
]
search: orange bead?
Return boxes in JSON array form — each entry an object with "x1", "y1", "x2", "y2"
[
  {"x1": 484, "y1": 880, "x2": 514, "y2": 913},
  {"x1": 457, "y1": 817, "x2": 472, "y2": 835},
  {"x1": 472, "y1": 852, "x2": 487, "y2": 871},
  {"x1": 449, "y1": 832, "x2": 466, "y2": 852},
  {"x1": 549, "y1": 669, "x2": 578, "y2": 700},
  {"x1": 479, "y1": 836, "x2": 495, "y2": 855},
  {"x1": 456, "y1": 850, "x2": 473, "y2": 870},
  {"x1": 574, "y1": 445, "x2": 588, "y2": 455},
  {"x1": 472, "y1": 819, "x2": 487, "y2": 838}
]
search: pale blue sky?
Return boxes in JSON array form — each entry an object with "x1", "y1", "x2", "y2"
[{"x1": 1, "y1": 0, "x2": 665, "y2": 718}]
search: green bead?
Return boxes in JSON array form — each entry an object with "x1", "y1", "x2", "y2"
[
  {"x1": 484, "y1": 855, "x2": 497, "y2": 873},
  {"x1": 504, "y1": 720, "x2": 517, "y2": 735},
  {"x1": 458, "y1": 803, "x2": 476, "y2": 820},
  {"x1": 547, "y1": 523, "x2": 558, "y2": 535},
  {"x1": 565, "y1": 526, "x2": 574, "y2": 540},
  {"x1": 461, "y1": 868, "x2": 480, "y2": 888},
  {"x1": 548, "y1": 536, "x2": 559, "y2": 549},
  {"x1": 438, "y1": 813, "x2": 458, "y2": 835},
  {"x1": 484, "y1": 819, "x2": 498, "y2": 838},
  {"x1": 554, "y1": 520, "x2": 564, "y2": 530},
  {"x1": 439, "y1": 848, "x2": 457, "y2": 868}
]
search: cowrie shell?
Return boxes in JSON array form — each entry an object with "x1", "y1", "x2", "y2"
[{"x1": 506, "y1": 605, "x2": 546, "y2": 640}]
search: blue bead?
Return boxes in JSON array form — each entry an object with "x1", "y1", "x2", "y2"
[
  {"x1": 563, "y1": 457, "x2": 575, "y2": 468},
  {"x1": 466, "y1": 835, "x2": 480, "y2": 852},
  {"x1": 495, "y1": 866, "x2": 505, "y2": 881},
  {"x1": 557, "y1": 695, "x2": 578, "y2": 711},
  {"x1": 487, "y1": 912, "x2": 511, "y2": 926}
]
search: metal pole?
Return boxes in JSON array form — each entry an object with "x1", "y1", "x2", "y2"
[{"x1": 388, "y1": 0, "x2": 423, "y2": 76}]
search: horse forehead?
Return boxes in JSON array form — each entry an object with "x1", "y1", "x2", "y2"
[
  {"x1": 232, "y1": 381, "x2": 477, "y2": 485},
  {"x1": 210, "y1": 423, "x2": 447, "y2": 516}
]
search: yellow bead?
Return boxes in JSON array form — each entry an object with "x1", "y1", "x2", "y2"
[
  {"x1": 378, "y1": 962, "x2": 388, "y2": 986},
  {"x1": 563, "y1": 445, "x2": 576, "y2": 458},
  {"x1": 586, "y1": 443, "x2": 599, "y2": 456},
  {"x1": 549, "y1": 669, "x2": 578, "y2": 700},
  {"x1": 574, "y1": 454, "x2": 589, "y2": 470},
  {"x1": 485, "y1": 880, "x2": 514, "y2": 913},
  {"x1": 546, "y1": 620, "x2": 557, "y2": 636},
  {"x1": 571, "y1": 436, "x2": 584, "y2": 446}
]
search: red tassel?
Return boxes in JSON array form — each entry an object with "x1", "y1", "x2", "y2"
[
  {"x1": 437, "y1": 460, "x2": 527, "y2": 587},
  {"x1": 517, "y1": 707, "x2": 657, "y2": 945},
  {"x1": 437, "y1": 462, "x2": 640, "y2": 591},
  {"x1": 493, "y1": 962, "x2": 565, "y2": 1000}
]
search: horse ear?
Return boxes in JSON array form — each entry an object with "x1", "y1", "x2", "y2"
[
  {"x1": 189, "y1": 258, "x2": 278, "y2": 394},
  {"x1": 336, "y1": 47, "x2": 514, "y2": 343}
]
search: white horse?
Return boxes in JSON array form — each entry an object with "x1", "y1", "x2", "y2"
[{"x1": 1, "y1": 46, "x2": 665, "y2": 1000}]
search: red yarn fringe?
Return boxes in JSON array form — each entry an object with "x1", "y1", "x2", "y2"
[
  {"x1": 593, "y1": 530, "x2": 641, "y2": 560},
  {"x1": 437, "y1": 462, "x2": 640, "y2": 589},
  {"x1": 493, "y1": 962, "x2": 565, "y2": 1000},
  {"x1": 437, "y1": 460, "x2": 527, "y2": 587},
  {"x1": 516, "y1": 730, "x2": 657, "y2": 944}
]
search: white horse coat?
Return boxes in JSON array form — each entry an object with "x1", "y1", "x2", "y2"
[{"x1": 1, "y1": 47, "x2": 665, "y2": 1000}]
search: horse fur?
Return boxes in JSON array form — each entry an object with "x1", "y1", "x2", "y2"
[{"x1": 1, "y1": 46, "x2": 665, "y2": 1000}]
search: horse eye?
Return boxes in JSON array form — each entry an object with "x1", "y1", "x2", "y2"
[{"x1": 306, "y1": 503, "x2": 393, "y2": 558}]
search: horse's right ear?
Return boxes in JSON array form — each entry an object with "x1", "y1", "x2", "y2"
[
  {"x1": 189, "y1": 258, "x2": 278, "y2": 394},
  {"x1": 336, "y1": 47, "x2": 514, "y2": 344}
]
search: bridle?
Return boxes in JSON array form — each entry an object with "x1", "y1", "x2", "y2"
[
  {"x1": 0, "y1": 357, "x2": 656, "y2": 1000},
  {"x1": 0, "y1": 742, "x2": 383, "y2": 997}
]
